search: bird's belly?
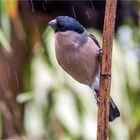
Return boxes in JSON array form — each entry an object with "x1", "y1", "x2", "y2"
[{"x1": 55, "y1": 45, "x2": 99, "y2": 85}]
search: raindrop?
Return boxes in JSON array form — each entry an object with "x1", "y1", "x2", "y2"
[
  {"x1": 86, "y1": 11, "x2": 91, "y2": 20},
  {"x1": 72, "y1": 6, "x2": 76, "y2": 19},
  {"x1": 44, "y1": 0, "x2": 47, "y2": 4},
  {"x1": 6, "y1": 62, "x2": 11, "y2": 79},
  {"x1": 23, "y1": 41, "x2": 28, "y2": 52},
  {"x1": 89, "y1": 0, "x2": 95, "y2": 10},
  {"x1": 10, "y1": 102, "x2": 16, "y2": 116},
  {"x1": 116, "y1": 13, "x2": 119, "y2": 21},
  {"x1": 30, "y1": 0, "x2": 35, "y2": 13},
  {"x1": 42, "y1": 2, "x2": 46, "y2": 11},
  {"x1": 15, "y1": 71, "x2": 19, "y2": 88},
  {"x1": 35, "y1": 26, "x2": 41, "y2": 38}
]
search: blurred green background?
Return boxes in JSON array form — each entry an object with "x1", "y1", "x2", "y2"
[{"x1": 0, "y1": 0, "x2": 140, "y2": 140}]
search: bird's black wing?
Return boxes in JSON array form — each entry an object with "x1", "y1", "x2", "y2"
[
  {"x1": 89, "y1": 34, "x2": 101, "y2": 48},
  {"x1": 89, "y1": 33, "x2": 102, "y2": 60}
]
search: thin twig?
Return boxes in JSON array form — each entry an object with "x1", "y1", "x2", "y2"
[{"x1": 97, "y1": 0, "x2": 117, "y2": 140}]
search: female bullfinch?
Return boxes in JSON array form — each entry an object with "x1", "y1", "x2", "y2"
[{"x1": 49, "y1": 16, "x2": 120, "y2": 122}]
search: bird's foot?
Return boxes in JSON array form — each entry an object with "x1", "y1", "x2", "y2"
[
  {"x1": 93, "y1": 93, "x2": 104, "y2": 104},
  {"x1": 98, "y1": 48, "x2": 102, "y2": 60},
  {"x1": 101, "y1": 73, "x2": 111, "y2": 78},
  {"x1": 96, "y1": 96, "x2": 104, "y2": 104}
]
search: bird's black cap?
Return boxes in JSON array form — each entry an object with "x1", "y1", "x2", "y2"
[{"x1": 49, "y1": 16, "x2": 84, "y2": 34}]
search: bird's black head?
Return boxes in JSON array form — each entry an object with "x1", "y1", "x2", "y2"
[{"x1": 49, "y1": 16, "x2": 84, "y2": 34}]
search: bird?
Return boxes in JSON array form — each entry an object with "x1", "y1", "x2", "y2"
[{"x1": 49, "y1": 16, "x2": 120, "y2": 122}]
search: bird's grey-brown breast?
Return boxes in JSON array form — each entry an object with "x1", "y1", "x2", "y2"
[{"x1": 55, "y1": 31, "x2": 100, "y2": 85}]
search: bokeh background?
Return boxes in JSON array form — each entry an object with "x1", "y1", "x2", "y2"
[{"x1": 0, "y1": 0, "x2": 140, "y2": 139}]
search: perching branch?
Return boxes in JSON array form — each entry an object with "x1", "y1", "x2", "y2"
[{"x1": 97, "y1": 0, "x2": 117, "y2": 140}]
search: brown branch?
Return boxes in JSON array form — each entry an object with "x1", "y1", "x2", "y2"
[{"x1": 97, "y1": 0, "x2": 117, "y2": 140}]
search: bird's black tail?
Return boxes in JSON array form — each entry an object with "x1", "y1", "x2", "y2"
[
  {"x1": 109, "y1": 97, "x2": 120, "y2": 122},
  {"x1": 93, "y1": 87, "x2": 120, "y2": 122}
]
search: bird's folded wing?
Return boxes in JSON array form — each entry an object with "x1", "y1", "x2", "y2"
[{"x1": 89, "y1": 33, "x2": 101, "y2": 48}]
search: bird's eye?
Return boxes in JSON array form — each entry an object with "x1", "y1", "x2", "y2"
[
  {"x1": 57, "y1": 23, "x2": 63, "y2": 28},
  {"x1": 57, "y1": 23, "x2": 66, "y2": 32}
]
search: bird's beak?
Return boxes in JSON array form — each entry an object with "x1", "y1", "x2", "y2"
[{"x1": 48, "y1": 19, "x2": 57, "y2": 30}]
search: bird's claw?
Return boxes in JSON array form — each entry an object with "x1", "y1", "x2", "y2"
[
  {"x1": 94, "y1": 93, "x2": 104, "y2": 104},
  {"x1": 98, "y1": 48, "x2": 102, "y2": 55},
  {"x1": 96, "y1": 97, "x2": 104, "y2": 104},
  {"x1": 101, "y1": 73, "x2": 111, "y2": 78},
  {"x1": 98, "y1": 49, "x2": 102, "y2": 60}
]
